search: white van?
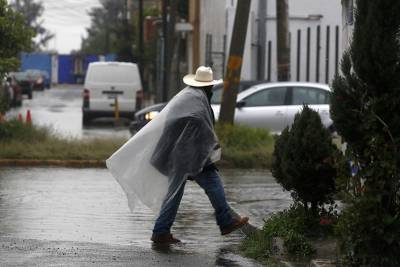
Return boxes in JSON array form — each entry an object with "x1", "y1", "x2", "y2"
[{"x1": 82, "y1": 62, "x2": 142, "y2": 124}]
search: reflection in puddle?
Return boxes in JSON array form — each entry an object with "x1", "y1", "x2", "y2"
[{"x1": 0, "y1": 167, "x2": 291, "y2": 265}]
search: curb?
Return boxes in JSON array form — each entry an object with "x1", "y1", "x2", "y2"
[{"x1": 0, "y1": 159, "x2": 106, "y2": 168}]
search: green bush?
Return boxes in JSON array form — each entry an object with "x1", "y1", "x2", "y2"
[
  {"x1": 241, "y1": 204, "x2": 320, "y2": 262},
  {"x1": 272, "y1": 105, "x2": 337, "y2": 215}
]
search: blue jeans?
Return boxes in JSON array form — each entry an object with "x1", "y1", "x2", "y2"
[{"x1": 152, "y1": 169, "x2": 233, "y2": 235}]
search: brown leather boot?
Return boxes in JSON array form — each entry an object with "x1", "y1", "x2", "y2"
[
  {"x1": 220, "y1": 217, "x2": 249, "y2": 235},
  {"x1": 151, "y1": 233, "x2": 181, "y2": 244}
]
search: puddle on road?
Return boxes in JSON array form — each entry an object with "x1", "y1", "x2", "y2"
[
  {"x1": 6, "y1": 88, "x2": 131, "y2": 139},
  {"x1": 0, "y1": 167, "x2": 291, "y2": 265}
]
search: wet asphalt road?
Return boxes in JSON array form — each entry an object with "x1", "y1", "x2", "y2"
[
  {"x1": 1, "y1": 87, "x2": 293, "y2": 266},
  {"x1": 5, "y1": 86, "x2": 131, "y2": 139},
  {"x1": 0, "y1": 168, "x2": 292, "y2": 266}
]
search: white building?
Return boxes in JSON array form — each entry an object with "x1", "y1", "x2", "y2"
[{"x1": 191, "y1": 0, "x2": 343, "y2": 85}]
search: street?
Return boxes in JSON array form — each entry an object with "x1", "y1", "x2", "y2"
[
  {"x1": 0, "y1": 167, "x2": 291, "y2": 266},
  {"x1": 1, "y1": 87, "x2": 292, "y2": 266},
  {"x1": 5, "y1": 86, "x2": 131, "y2": 139}
]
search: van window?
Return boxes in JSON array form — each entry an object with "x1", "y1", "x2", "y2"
[{"x1": 86, "y1": 65, "x2": 138, "y2": 84}]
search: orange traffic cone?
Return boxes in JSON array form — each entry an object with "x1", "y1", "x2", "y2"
[
  {"x1": 26, "y1": 110, "x2": 32, "y2": 125},
  {"x1": 18, "y1": 113, "x2": 23, "y2": 122}
]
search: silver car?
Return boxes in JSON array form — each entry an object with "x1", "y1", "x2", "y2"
[{"x1": 211, "y1": 82, "x2": 332, "y2": 134}]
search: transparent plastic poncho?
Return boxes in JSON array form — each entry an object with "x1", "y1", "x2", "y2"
[{"x1": 106, "y1": 87, "x2": 221, "y2": 215}]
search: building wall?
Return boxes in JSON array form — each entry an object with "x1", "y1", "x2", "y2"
[
  {"x1": 20, "y1": 53, "x2": 116, "y2": 85},
  {"x1": 20, "y1": 52, "x2": 52, "y2": 82},
  {"x1": 198, "y1": 0, "x2": 342, "y2": 85},
  {"x1": 199, "y1": 0, "x2": 227, "y2": 78}
]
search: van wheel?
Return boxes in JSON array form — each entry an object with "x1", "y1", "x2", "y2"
[{"x1": 82, "y1": 113, "x2": 92, "y2": 125}]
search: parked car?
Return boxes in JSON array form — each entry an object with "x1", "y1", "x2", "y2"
[
  {"x1": 129, "y1": 103, "x2": 167, "y2": 133},
  {"x1": 82, "y1": 62, "x2": 142, "y2": 125},
  {"x1": 10, "y1": 72, "x2": 33, "y2": 99},
  {"x1": 130, "y1": 82, "x2": 332, "y2": 135},
  {"x1": 129, "y1": 80, "x2": 266, "y2": 134},
  {"x1": 0, "y1": 77, "x2": 12, "y2": 110},
  {"x1": 211, "y1": 82, "x2": 332, "y2": 134},
  {"x1": 5, "y1": 75, "x2": 22, "y2": 106},
  {"x1": 25, "y1": 69, "x2": 50, "y2": 90}
]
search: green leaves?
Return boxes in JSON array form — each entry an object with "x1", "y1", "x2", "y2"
[
  {"x1": 0, "y1": 0, "x2": 33, "y2": 78},
  {"x1": 272, "y1": 105, "x2": 337, "y2": 213},
  {"x1": 331, "y1": 2, "x2": 400, "y2": 264}
]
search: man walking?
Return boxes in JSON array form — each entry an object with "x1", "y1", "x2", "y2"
[{"x1": 107, "y1": 66, "x2": 249, "y2": 244}]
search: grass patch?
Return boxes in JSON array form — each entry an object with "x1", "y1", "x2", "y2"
[
  {"x1": 0, "y1": 120, "x2": 275, "y2": 168},
  {"x1": 215, "y1": 123, "x2": 274, "y2": 169},
  {"x1": 0, "y1": 120, "x2": 126, "y2": 160}
]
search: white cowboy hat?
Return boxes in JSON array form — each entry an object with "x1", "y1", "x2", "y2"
[{"x1": 183, "y1": 66, "x2": 223, "y2": 87}]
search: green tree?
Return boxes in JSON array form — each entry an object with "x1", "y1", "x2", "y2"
[
  {"x1": 331, "y1": 0, "x2": 400, "y2": 265},
  {"x1": 0, "y1": 0, "x2": 33, "y2": 78},
  {"x1": 272, "y1": 105, "x2": 337, "y2": 216},
  {"x1": 0, "y1": 0, "x2": 33, "y2": 113},
  {"x1": 10, "y1": 0, "x2": 53, "y2": 51},
  {"x1": 81, "y1": 0, "x2": 134, "y2": 62}
]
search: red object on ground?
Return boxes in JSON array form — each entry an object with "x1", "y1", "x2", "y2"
[
  {"x1": 319, "y1": 217, "x2": 332, "y2": 226},
  {"x1": 18, "y1": 113, "x2": 23, "y2": 122},
  {"x1": 26, "y1": 110, "x2": 32, "y2": 125}
]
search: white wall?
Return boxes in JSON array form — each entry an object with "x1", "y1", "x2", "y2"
[
  {"x1": 198, "y1": 0, "x2": 343, "y2": 84},
  {"x1": 199, "y1": 0, "x2": 227, "y2": 78}
]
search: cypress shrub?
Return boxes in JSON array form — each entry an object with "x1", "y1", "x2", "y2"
[
  {"x1": 331, "y1": 1, "x2": 400, "y2": 265},
  {"x1": 272, "y1": 105, "x2": 337, "y2": 216}
]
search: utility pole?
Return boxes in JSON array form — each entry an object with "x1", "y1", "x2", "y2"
[
  {"x1": 257, "y1": 0, "x2": 267, "y2": 81},
  {"x1": 276, "y1": 0, "x2": 290, "y2": 81},
  {"x1": 189, "y1": 0, "x2": 200, "y2": 73},
  {"x1": 138, "y1": 0, "x2": 144, "y2": 82},
  {"x1": 162, "y1": 0, "x2": 169, "y2": 102},
  {"x1": 218, "y1": 0, "x2": 251, "y2": 124}
]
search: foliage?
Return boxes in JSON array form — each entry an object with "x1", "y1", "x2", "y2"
[
  {"x1": 0, "y1": 89, "x2": 10, "y2": 114},
  {"x1": 10, "y1": 0, "x2": 53, "y2": 51},
  {"x1": 215, "y1": 123, "x2": 274, "y2": 168},
  {"x1": 0, "y1": 119, "x2": 126, "y2": 160},
  {"x1": 241, "y1": 204, "x2": 341, "y2": 263},
  {"x1": 215, "y1": 123, "x2": 273, "y2": 150},
  {"x1": 0, "y1": 0, "x2": 33, "y2": 78},
  {"x1": 331, "y1": 1, "x2": 400, "y2": 265},
  {"x1": 272, "y1": 105, "x2": 337, "y2": 215},
  {"x1": 0, "y1": 120, "x2": 273, "y2": 168},
  {"x1": 0, "y1": 119, "x2": 48, "y2": 141},
  {"x1": 81, "y1": 0, "x2": 135, "y2": 62}
]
